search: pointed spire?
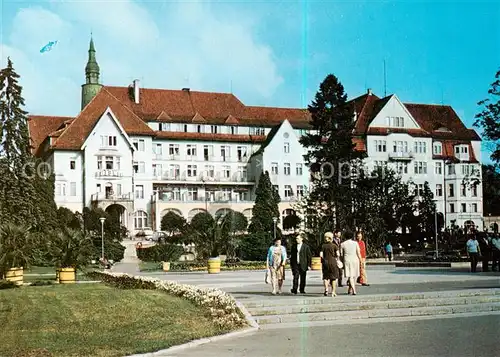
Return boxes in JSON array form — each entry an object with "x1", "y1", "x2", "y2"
[{"x1": 85, "y1": 35, "x2": 100, "y2": 84}]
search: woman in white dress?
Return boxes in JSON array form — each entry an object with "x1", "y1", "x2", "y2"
[{"x1": 341, "y1": 232, "x2": 362, "y2": 295}]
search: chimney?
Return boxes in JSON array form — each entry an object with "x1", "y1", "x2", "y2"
[
  {"x1": 133, "y1": 79, "x2": 140, "y2": 104},
  {"x1": 182, "y1": 87, "x2": 190, "y2": 92},
  {"x1": 367, "y1": 88, "x2": 372, "y2": 95}
]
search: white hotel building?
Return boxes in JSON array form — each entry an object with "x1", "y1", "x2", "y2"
[{"x1": 28, "y1": 40, "x2": 483, "y2": 235}]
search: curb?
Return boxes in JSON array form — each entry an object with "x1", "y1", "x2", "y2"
[{"x1": 125, "y1": 326, "x2": 258, "y2": 357}]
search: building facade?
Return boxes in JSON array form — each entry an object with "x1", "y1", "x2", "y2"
[{"x1": 28, "y1": 39, "x2": 483, "y2": 236}]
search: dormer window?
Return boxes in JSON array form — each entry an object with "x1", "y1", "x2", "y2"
[
  {"x1": 433, "y1": 142, "x2": 443, "y2": 155},
  {"x1": 454, "y1": 145, "x2": 469, "y2": 161}
]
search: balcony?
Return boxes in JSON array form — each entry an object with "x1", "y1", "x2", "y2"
[
  {"x1": 158, "y1": 196, "x2": 253, "y2": 204},
  {"x1": 388, "y1": 151, "x2": 414, "y2": 161},
  {"x1": 152, "y1": 173, "x2": 254, "y2": 184},
  {"x1": 91, "y1": 192, "x2": 133, "y2": 202},
  {"x1": 95, "y1": 169, "x2": 123, "y2": 178}
]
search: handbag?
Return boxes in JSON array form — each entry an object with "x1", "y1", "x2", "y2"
[
  {"x1": 265, "y1": 268, "x2": 271, "y2": 284},
  {"x1": 336, "y1": 258, "x2": 344, "y2": 269}
]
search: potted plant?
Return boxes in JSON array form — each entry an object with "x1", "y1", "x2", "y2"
[
  {"x1": 48, "y1": 228, "x2": 94, "y2": 284},
  {"x1": 155, "y1": 243, "x2": 183, "y2": 272}
]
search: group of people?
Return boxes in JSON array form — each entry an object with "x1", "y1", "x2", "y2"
[
  {"x1": 265, "y1": 230, "x2": 370, "y2": 296},
  {"x1": 465, "y1": 233, "x2": 500, "y2": 272}
]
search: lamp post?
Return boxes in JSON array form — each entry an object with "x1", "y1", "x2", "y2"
[
  {"x1": 433, "y1": 199, "x2": 439, "y2": 259},
  {"x1": 273, "y1": 217, "x2": 277, "y2": 240},
  {"x1": 99, "y1": 217, "x2": 106, "y2": 261}
]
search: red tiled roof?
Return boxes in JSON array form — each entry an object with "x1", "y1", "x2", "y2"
[
  {"x1": 27, "y1": 115, "x2": 72, "y2": 154},
  {"x1": 433, "y1": 140, "x2": 479, "y2": 163},
  {"x1": 367, "y1": 127, "x2": 430, "y2": 137},
  {"x1": 155, "y1": 131, "x2": 266, "y2": 143}
]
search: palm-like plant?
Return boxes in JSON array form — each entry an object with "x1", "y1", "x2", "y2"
[
  {"x1": 0, "y1": 223, "x2": 39, "y2": 278},
  {"x1": 48, "y1": 228, "x2": 95, "y2": 269}
]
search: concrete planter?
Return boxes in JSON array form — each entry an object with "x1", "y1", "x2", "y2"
[
  {"x1": 5, "y1": 267, "x2": 23, "y2": 285},
  {"x1": 162, "y1": 262, "x2": 171, "y2": 272},
  {"x1": 311, "y1": 257, "x2": 322, "y2": 271},
  {"x1": 207, "y1": 257, "x2": 221, "y2": 274},
  {"x1": 58, "y1": 267, "x2": 76, "y2": 284}
]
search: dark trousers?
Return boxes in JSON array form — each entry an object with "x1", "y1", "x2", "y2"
[
  {"x1": 292, "y1": 267, "x2": 307, "y2": 293},
  {"x1": 387, "y1": 252, "x2": 393, "y2": 261},
  {"x1": 469, "y1": 253, "x2": 479, "y2": 272},
  {"x1": 492, "y1": 250, "x2": 500, "y2": 271}
]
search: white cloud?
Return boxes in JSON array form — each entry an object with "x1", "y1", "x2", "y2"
[{"x1": 0, "y1": 0, "x2": 283, "y2": 116}]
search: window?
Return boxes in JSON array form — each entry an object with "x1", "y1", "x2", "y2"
[
  {"x1": 237, "y1": 146, "x2": 247, "y2": 162},
  {"x1": 413, "y1": 161, "x2": 427, "y2": 174},
  {"x1": 231, "y1": 126, "x2": 238, "y2": 135},
  {"x1": 134, "y1": 211, "x2": 148, "y2": 229},
  {"x1": 204, "y1": 165, "x2": 215, "y2": 178},
  {"x1": 435, "y1": 162, "x2": 442, "y2": 175},
  {"x1": 433, "y1": 142, "x2": 443, "y2": 155},
  {"x1": 374, "y1": 161, "x2": 386, "y2": 169},
  {"x1": 414, "y1": 141, "x2": 427, "y2": 154},
  {"x1": 96, "y1": 183, "x2": 101, "y2": 193},
  {"x1": 183, "y1": 124, "x2": 188, "y2": 133},
  {"x1": 221, "y1": 188, "x2": 232, "y2": 201},
  {"x1": 105, "y1": 156, "x2": 114, "y2": 170},
  {"x1": 153, "y1": 164, "x2": 162, "y2": 177},
  {"x1": 393, "y1": 141, "x2": 408, "y2": 153},
  {"x1": 222, "y1": 166, "x2": 231, "y2": 179},
  {"x1": 448, "y1": 164, "x2": 455, "y2": 175},
  {"x1": 169, "y1": 144, "x2": 180, "y2": 157},
  {"x1": 449, "y1": 203, "x2": 455, "y2": 213},
  {"x1": 169, "y1": 164, "x2": 180, "y2": 179},
  {"x1": 284, "y1": 185, "x2": 293, "y2": 198},
  {"x1": 296, "y1": 185, "x2": 305, "y2": 197},
  {"x1": 448, "y1": 184, "x2": 454, "y2": 197},
  {"x1": 250, "y1": 127, "x2": 265, "y2": 135},
  {"x1": 211, "y1": 125, "x2": 218, "y2": 134},
  {"x1": 160, "y1": 123, "x2": 170, "y2": 131},
  {"x1": 186, "y1": 144, "x2": 197, "y2": 157},
  {"x1": 461, "y1": 184, "x2": 467, "y2": 197},
  {"x1": 238, "y1": 166, "x2": 247, "y2": 181},
  {"x1": 461, "y1": 164, "x2": 471, "y2": 176},
  {"x1": 375, "y1": 140, "x2": 387, "y2": 152},
  {"x1": 461, "y1": 203, "x2": 467, "y2": 213},
  {"x1": 221, "y1": 146, "x2": 230, "y2": 161},
  {"x1": 271, "y1": 162, "x2": 278, "y2": 175},
  {"x1": 70, "y1": 182, "x2": 76, "y2": 196},
  {"x1": 296, "y1": 163, "x2": 303, "y2": 175},
  {"x1": 101, "y1": 135, "x2": 117, "y2": 147},
  {"x1": 133, "y1": 139, "x2": 145, "y2": 151},
  {"x1": 135, "y1": 185, "x2": 144, "y2": 199},
  {"x1": 417, "y1": 184, "x2": 424, "y2": 196},
  {"x1": 203, "y1": 145, "x2": 213, "y2": 161},
  {"x1": 396, "y1": 162, "x2": 408, "y2": 174},
  {"x1": 472, "y1": 203, "x2": 478, "y2": 213},
  {"x1": 386, "y1": 117, "x2": 404, "y2": 127},
  {"x1": 436, "y1": 184, "x2": 443, "y2": 197},
  {"x1": 472, "y1": 185, "x2": 478, "y2": 197},
  {"x1": 70, "y1": 160, "x2": 76, "y2": 170},
  {"x1": 284, "y1": 163, "x2": 291, "y2": 175},
  {"x1": 153, "y1": 143, "x2": 162, "y2": 157},
  {"x1": 187, "y1": 165, "x2": 197, "y2": 177},
  {"x1": 55, "y1": 183, "x2": 66, "y2": 196},
  {"x1": 284, "y1": 143, "x2": 290, "y2": 153},
  {"x1": 137, "y1": 161, "x2": 145, "y2": 174},
  {"x1": 187, "y1": 188, "x2": 198, "y2": 201},
  {"x1": 273, "y1": 185, "x2": 279, "y2": 195},
  {"x1": 197, "y1": 125, "x2": 202, "y2": 133}
]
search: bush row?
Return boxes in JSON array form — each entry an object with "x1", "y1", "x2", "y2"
[
  {"x1": 141, "y1": 260, "x2": 270, "y2": 272},
  {"x1": 136, "y1": 244, "x2": 184, "y2": 262},
  {"x1": 86, "y1": 271, "x2": 248, "y2": 329},
  {"x1": 405, "y1": 256, "x2": 469, "y2": 263}
]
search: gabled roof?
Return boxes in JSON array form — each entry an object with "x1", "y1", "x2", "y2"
[
  {"x1": 27, "y1": 115, "x2": 73, "y2": 154},
  {"x1": 191, "y1": 112, "x2": 206, "y2": 123},
  {"x1": 251, "y1": 121, "x2": 286, "y2": 157}
]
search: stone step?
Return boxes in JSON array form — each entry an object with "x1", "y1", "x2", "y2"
[
  {"x1": 253, "y1": 302, "x2": 500, "y2": 326},
  {"x1": 242, "y1": 288, "x2": 500, "y2": 308},
  {"x1": 248, "y1": 295, "x2": 500, "y2": 316}
]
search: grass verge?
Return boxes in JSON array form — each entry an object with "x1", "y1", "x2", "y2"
[{"x1": 0, "y1": 283, "x2": 230, "y2": 357}]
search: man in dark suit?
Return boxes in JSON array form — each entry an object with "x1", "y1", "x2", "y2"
[
  {"x1": 290, "y1": 232, "x2": 312, "y2": 294},
  {"x1": 333, "y1": 230, "x2": 344, "y2": 287}
]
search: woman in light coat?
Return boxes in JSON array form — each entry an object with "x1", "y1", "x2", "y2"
[
  {"x1": 266, "y1": 237, "x2": 287, "y2": 295},
  {"x1": 341, "y1": 232, "x2": 362, "y2": 295}
]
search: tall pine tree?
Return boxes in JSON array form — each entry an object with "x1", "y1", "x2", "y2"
[
  {"x1": 0, "y1": 58, "x2": 57, "y2": 230},
  {"x1": 300, "y1": 74, "x2": 364, "y2": 230}
]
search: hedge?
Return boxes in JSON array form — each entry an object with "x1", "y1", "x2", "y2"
[{"x1": 136, "y1": 244, "x2": 184, "y2": 262}]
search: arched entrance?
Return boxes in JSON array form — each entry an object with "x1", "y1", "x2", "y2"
[
  {"x1": 188, "y1": 208, "x2": 207, "y2": 222},
  {"x1": 105, "y1": 204, "x2": 128, "y2": 236}
]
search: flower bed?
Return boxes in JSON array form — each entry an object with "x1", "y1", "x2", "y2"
[{"x1": 86, "y1": 271, "x2": 248, "y2": 330}]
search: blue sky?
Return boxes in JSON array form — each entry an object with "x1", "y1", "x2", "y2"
[{"x1": 1, "y1": 0, "x2": 499, "y2": 163}]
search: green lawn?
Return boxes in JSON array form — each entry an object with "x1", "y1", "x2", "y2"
[{"x1": 0, "y1": 284, "x2": 229, "y2": 357}]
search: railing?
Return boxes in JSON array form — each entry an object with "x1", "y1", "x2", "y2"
[
  {"x1": 152, "y1": 174, "x2": 254, "y2": 183},
  {"x1": 91, "y1": 192, "x2": 133, "y2": 201},
  {"x1": 388, "y1": 152, "x2": 414, "y2": 160},
  {"x1": 151, "y1": 154, "x2": 250, "y2": 163},
  {"x1": 95, "y1": 169, "x2": 123, "y2": 178},
  {"x1": 158, "y1": 196, "x2": 254, "y2": 203}
]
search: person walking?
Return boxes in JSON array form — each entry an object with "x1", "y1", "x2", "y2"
[
  {"x1": 385, "y1": 242, "x2": 393, "y2": 261},
  {"x1": 320, "y1": 232, "x2": 340, "y2": 297},
  {"x1": 478, "y1": 234, "x2": 491, "y2": 272},
  {"x1": 491, "y1": 234, "x2": 500, "y2": 272},
  {"x1": 356, "y1": 231, "x2": 370, "y2": 286},
  {"x1": 290, "y1": 232, "x2": 312, "y2": 294},
  {"x1": 266, "y1": 237, "x2": 287, "y2": 295},
  {"x1": 341, "y1": 232, "x2": 362, "y2": 295},
  {"x1": 466, "y1": 234, "x2": 481, "y2": 273},
  {"x1": 333, "y1": 230, "x2": 344, "y2": 287}
]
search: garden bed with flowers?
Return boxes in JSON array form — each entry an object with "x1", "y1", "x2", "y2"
[
  {"x1": 86, "y1": 271, "x2": 248, "y2": 329},
  {"x1": 139, "y1": 260, "x2": 277, "y2": 272}
]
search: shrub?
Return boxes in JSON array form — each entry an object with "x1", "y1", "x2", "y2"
[
  {"x1": 92, "y1": 239, "x2": 125, "y2": 262},
  {"x1": 0, "y1": 280, "x2": 19, "y2": 289},
  {"x1": 29, "y1": 280, "x2": 54, "y2": 286},
  {"x1": 136, "y1": 243, "x2": 184, "y2": 262}
]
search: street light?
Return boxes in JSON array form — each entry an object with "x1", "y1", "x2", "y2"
[
  {"x1": 433, "y1": 199, "x2": 438, "y2": 259},
  {"x1": 272, "y1": 217, "x2": 277, "y2": 240},
  {"x1": 99, "y1": 217, "x2": 106, "y2": 261}
]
